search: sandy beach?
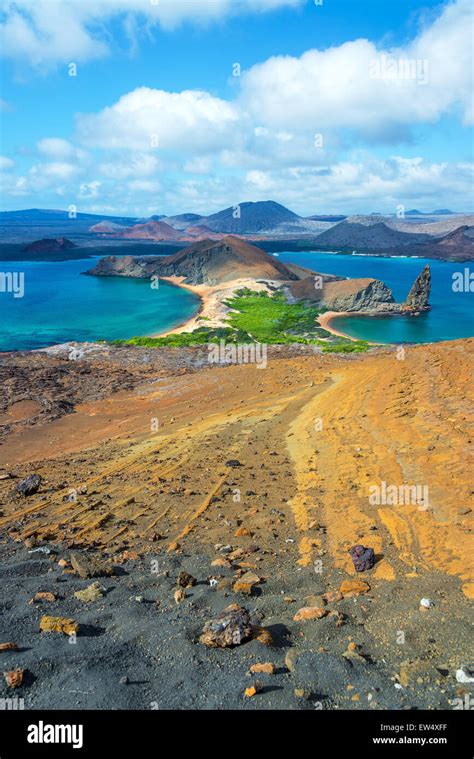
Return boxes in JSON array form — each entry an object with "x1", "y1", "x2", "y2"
[
  {"x1": 317, "y1": 311, "x2": 357, "y2": 341},
  {"x1": 151, "y1": 276, "x2": 285, "y2": 338}
]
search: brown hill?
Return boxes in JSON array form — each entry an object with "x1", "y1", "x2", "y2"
[
  {"x1": 21, "y1": 237, "x2": 76, "y2": 253},
  {"x1": 117, "y1": 220, "x2": 184, "y2": 241},
  {"x1": 87, "y1": 236, "x2": 299, "y2": 285},
  {"x1": 156, "y1": 236, "x2": 299, "y2": 284}
]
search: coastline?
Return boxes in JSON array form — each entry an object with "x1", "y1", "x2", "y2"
[
  {"x1": 149, "y1": 276, "x2": 283, "y2": 338},
  {"x1": 317, "y1": 311, "x2": 358, "y2": 341}
]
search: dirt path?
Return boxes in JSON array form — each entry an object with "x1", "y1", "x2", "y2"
[{"x1": 0, "y1": 340, "x2": 472, "y2": 709}]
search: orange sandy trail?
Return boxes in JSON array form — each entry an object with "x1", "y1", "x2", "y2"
[{"x1": 0, "y1": 340, "x2": 472, "y2": 598}]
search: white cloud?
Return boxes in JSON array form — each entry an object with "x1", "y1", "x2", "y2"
[
  {"x1": 76, "y1": 87, "x2": 242, "y2": 153},
  {"x1": 0, "y1": 0, "x2": 304, "y2": 66},
  {"x1": 37, "y1": 137, "x2": 77, "y2": 159},
  {"x1": 29, "y1": 161, "x2": 80, "y2": 180},
  {"x1": 240, "y1": 0, "x2": 473, "y2": 133},
  {"x1": 127, "y1": 179, "x2": 161, "y2": 193},
  {"x1": 0, "y1": 156, "x2": 15, "y2": 170},
  {"x1": 183, "y1": 156, "x2": 213, "y2": 174},
  {"x1": 98, "y1": 153, "x2": 162, "y2": 179}
]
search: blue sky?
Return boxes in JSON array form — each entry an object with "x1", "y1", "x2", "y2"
[{"x1": 0, "y1": 0, "x2": 472, "y2": 216}]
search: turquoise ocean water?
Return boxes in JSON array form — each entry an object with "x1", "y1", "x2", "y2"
[
  {"x1": 0, "y1": 253, "x2": 472, "y2": 350},
  {"x1": 0, "y1": 258, "x2": 200, "y2": 351},
  {"x1": 279, "y1": 251, "x2": 473, "y2": 344}
]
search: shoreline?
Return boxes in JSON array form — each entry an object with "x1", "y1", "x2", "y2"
[
  {"x1": 148, "y1": 276, "x2": 283, "y2": 338},
  {"x1": 317, "y1": 311, "x2": 357, "y2": 341}
]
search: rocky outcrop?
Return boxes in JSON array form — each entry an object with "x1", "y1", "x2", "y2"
[
  {"x1": 403, "y1": 264, "x2": 431, "y2": 312},
  {"x1": 290, "y1": 265, "x2": 431, "y2": 315},
  {"x1": 289, "y1": 274, "x2": 396, "y2": 312}
]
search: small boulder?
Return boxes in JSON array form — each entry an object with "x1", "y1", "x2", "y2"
[
  {"x1": 233, "y1": 572, "x2": 260, "y2": 595},
  {"x1": 74, "y1": 582, "x2": 103, "y2": 603},
  {"x1": 16, "y1": 474, "x2": 42, "y2": 497},
  {"x1": 293, "y1": 606, "x2": 328, "y2": 621},
  {"x1": 70, "y1": 551, "x2": 114, "y2": 579},
  {"x1": 199, "y1": 604, "x2": 253, "y2": 648},
  {"x1": 177, "y1": 570, "x2": 197, "y2": 588},
  {"x1": 339, "y1": 579, "x2": 370, "y2": 597},
  {"x1": 349, "y1": 544, "x2": 375, "y2": 572},
  {"x1": 4, "y1": 669, "x2": 25, "y2": 689},
  {"x1": 40, "y1": 615, "x2": 78, "y2": 635},
  {"x1": 250, "y1": 662, "x2": 275, "y2": 675}
]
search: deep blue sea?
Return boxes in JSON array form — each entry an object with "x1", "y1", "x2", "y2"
[
  {"x1": 0, "y1": 253, "x2": 472, "y2": 351},
  {"x1": 279, "y1": 251, "x2": 473, "y2": 344},
  {"x1": 0, "y1": 258, "x2": 200, "y2": 352}
]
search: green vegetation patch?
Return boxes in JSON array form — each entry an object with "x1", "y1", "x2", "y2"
[{"x1": 110, "y1": 289, "x2": 369, "y2": 352}]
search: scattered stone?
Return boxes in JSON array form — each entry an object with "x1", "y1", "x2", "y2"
[
  {"x1": 244, "y1": 682, "x2": 261, "y2": 698},
  {"x1": 226, "y1": 460, "x2": 242, "y2": 468},
  {"x1": 250, "y1": 662, "x2": 275, "y2": 675},
  {"x1": 174, "y1": 589, "x2": 185, "y2": 604},
  {"x1": 252, "y1": 627, "x2": 273, "y2": 646},
  {"x1": 228, "y1": 548, "x2": 245, "y2": 561},
  {"x1": 458, "y1": 507, "x2": 471, "y2": 516},
  {"x1": 349, "y1": 544, "x2": 375, "y2": 572},
  {"x1": 70, "y1": 551, "x2": 114, "y2": 579},
  {"x1": 323, "y1": 590, "x2": 343, "y2": 603},
  {"x1": 4, "y1": 669, "x2": 25, "y2": 689},
  {"x1": 119, "y1": 676, "x2": 129, "y2": 685},
  {"x1": 74, "y1": 582, "x2": 103, "y2": 603},
  {"x1": 211, "y1": 558, "x2": 231, "y2": 568},
  {"x1": 29, "y1": 591, "x2": 56, "y2": 604},
  {"x1": 200, "y1": 604, "x2": 253, "y2": 648},
  {"x1": 293, "y1": 606, "x2": 328, "y2": 621},
  {"x1": 0, "y1": 643, "x2": 18, "y2": 652},
  {"x1": 58, "y1": 559, "x2": 70, "y2": 569},
  {"x1": 294, "y1": 688, "x2": 311, "y2": 699},
  {"x1": 16, "y1": 474, "x2": 42, "y2": 497},
  {"x1": 40, "y1": 615, "x2": 78, "y2": 635},
  {"x1": 233, "y1": 571, "x2": 260, "y2": 595},
  {"x1": 339, "y1": 579, "x2": 370, "y2": 597},
  {"x1": 177, "y1": 570, "x2": 197, "y2": 588},
  {"x1": 235, "y1": 526, "x2": 252, "y2": 537}
]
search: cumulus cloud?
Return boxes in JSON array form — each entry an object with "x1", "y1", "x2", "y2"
[
  {"x1": 76, "y1": 87, "x2": 242, "y2": 153},
  {"x1": 1, "y1": 0, "x2": 471, "y2": 214},
  {"x1": 240, "y1": 0, "x2": 473, "y2": 134},
  {"x1": 0, "y1": 0, "x2": 304, "y2": 66}
]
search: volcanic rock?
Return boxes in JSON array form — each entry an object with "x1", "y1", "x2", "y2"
[{"x1": 199, "y1": 604, "x2": 253, "y2": 648}]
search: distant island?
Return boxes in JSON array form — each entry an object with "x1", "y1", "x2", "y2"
[
  {"x1": 86, "y1": 236, "x2": 431, "y2": 348},
  {"x1": 21, "y1": 237, "x2": 77, "y2": 254},
  {"x1": 1, "y1": 202, "x2": 473, "y2": 262}
]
